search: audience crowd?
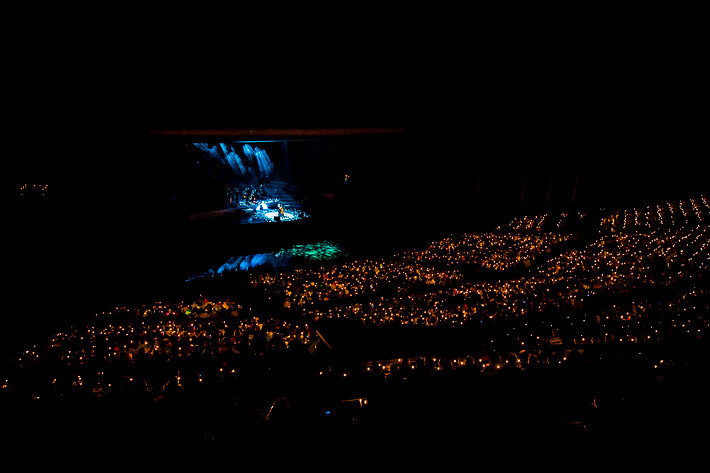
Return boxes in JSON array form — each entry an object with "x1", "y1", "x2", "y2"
[{"x1": 3, "y1": 195, "x2": 709, "y2": 423}]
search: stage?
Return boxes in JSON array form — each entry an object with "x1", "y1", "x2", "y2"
[
  {"x1": 190, "y1": 199, "x2": 309, "y2": 224},
  {"x1": 189, "y1": 177, "x2": 308, "y2": 224}
]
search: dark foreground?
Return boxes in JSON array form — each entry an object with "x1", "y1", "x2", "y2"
[{"x1": 3, "y1": 337, "x2": 708, "y2": 449}]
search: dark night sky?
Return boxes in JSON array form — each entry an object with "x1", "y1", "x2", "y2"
[
  {"x1": 8, "y1": 15, "x2": 707, "y2": 222},
  {"x1": 9, "y1": 10, "x2": 705, "y2": 192},
  {"x1": 8, "y1": 16, "x2": 707, "y2": 227}
]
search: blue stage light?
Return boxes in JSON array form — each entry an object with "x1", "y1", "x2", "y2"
[{"x1": 194, "y1": 142, "x2": 274, "y2": 183}]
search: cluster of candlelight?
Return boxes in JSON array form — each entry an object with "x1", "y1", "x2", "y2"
[{"x1": 4, "y1": 196, "x2": 708, "y2": 405}]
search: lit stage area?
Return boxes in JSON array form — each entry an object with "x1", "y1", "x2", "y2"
[
  {"x1": 142, "y1": 128, "x2": 410, "y2": 232},
  {"x1": 188, "y1": 141, "x2": 309, "y2": 224},
  {"x1": 189, "y1": 197, "x2": 309, "y2": 224}
]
